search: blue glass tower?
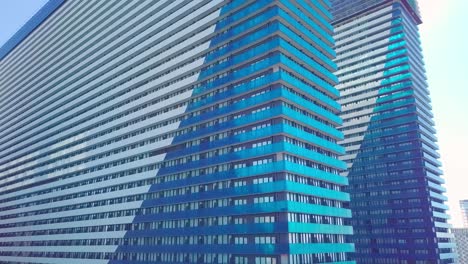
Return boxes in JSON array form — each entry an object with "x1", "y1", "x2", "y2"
[
  {"x1": 331, "y1": 0, "x2": 457, "y2": 263},
  {"x1": 0, "y1": 1, "x2": 353, "y2": 263}
]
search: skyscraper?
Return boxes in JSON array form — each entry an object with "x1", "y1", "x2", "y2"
[
  {"x1": 452, "y1": 228, "x2": 468, "y2": 264},
  {"x1": 0, "y1": 1, "x2": 354, "y2": 263},
  {"x1": 460, "y1": 200, "x2": 468, "y2": 228},
  {"x1": 331, "y1": 0, "x2": 456, "y2": 263}
]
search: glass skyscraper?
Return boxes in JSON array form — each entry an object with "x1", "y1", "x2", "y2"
[
  {"x1": 331, "y1": 0, "x2": 456, "y2": 263},
  {"x1": 460, "y1": 200, "x2": 468, "y2": 228},
  {"x1": 0, "y1": 1, "x2": 354, "y2": 263},
  {"x1": 452, "y1": 228, "x2": 468, "y2": 264}
]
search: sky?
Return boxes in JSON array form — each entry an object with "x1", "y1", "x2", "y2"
[
  {"x1": 0, "y1": 0, "x2": 48, "y2": 45},
  {"x1": 0, "y1": 1, "x2": 467, "y2": 227}
]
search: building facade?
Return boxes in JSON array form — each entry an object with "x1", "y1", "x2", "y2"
[
  {"x1": 460, "y1": 200, "x2": 468, "y2": 228},
  {"x1": 331, "y1": 0, "x2": 456, "y2": 263},
  {"x1": 452, "y1": 228, "x2": 468, "y2": 264},
  {"x1": 0, "y1": 1, "x2": 354, "y2": 264}
]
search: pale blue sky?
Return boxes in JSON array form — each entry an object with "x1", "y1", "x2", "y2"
[
  {"x1": 0, "y1": 0, "x2": 48, "y2": 45},
  {"x1": 0, "y1": 1, "x2": 467, "y2": 227}
]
